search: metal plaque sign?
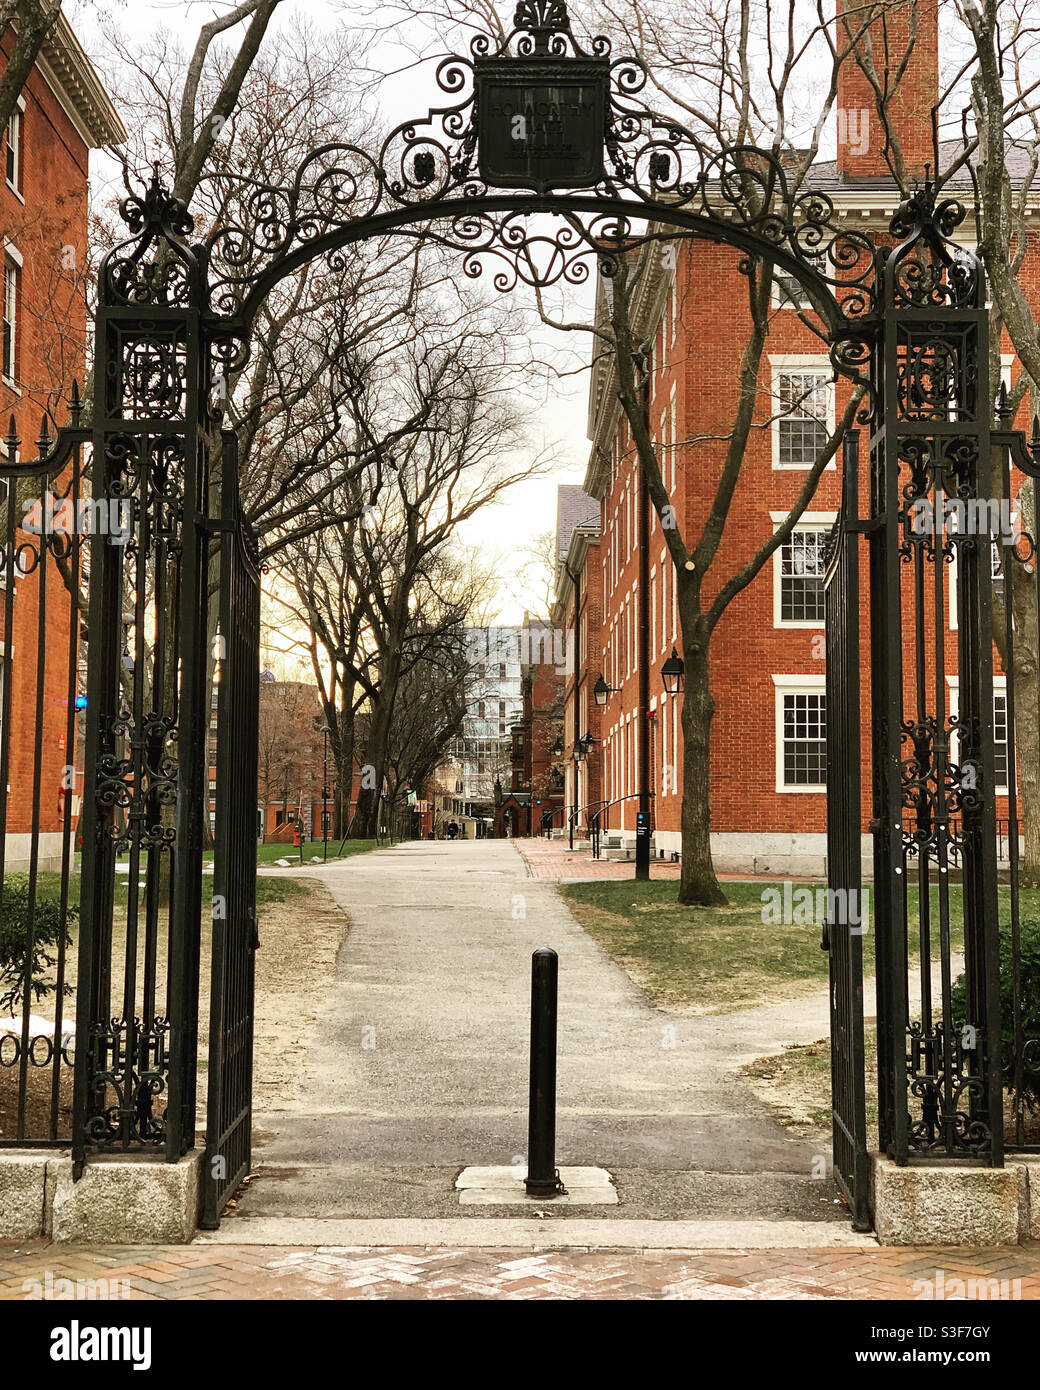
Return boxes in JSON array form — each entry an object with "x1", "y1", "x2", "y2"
[{"x1": 476, "y1": 57, "x2": 609, "y2": 192}]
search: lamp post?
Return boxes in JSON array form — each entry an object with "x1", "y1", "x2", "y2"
[
  {"x1": 569, "y1": 738, "x2": 585, "y2": 849},
  {"x1": 635, "y1": 348, "x2": 652, "y2": 883},
  {"x1": 319, "y1": 723, "x2": 330, "y2": 860}
]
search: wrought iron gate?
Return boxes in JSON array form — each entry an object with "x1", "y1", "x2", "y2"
[
  {"x1": 202, "y1": 431, "x2": 260, "y2": 1229},
  {"x1": 70, "y1": 173, "x2": 213, "y2": 1169},
  {"x1": 823, "y1": 431, "x2": 870, "y2": 1230},
  {"x1": 822, "y1": 183, "x2": 1040, "y2": 1182},
  {"x1": 869, "y1": 186, "x2": 1004, "y2": 1165},
  {"x1": 8, "y1": 1, "x2": 1034, "y2": 1236}
]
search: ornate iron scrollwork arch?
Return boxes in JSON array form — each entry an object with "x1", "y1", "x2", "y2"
[{"x1": 140, "y1": 0, "x2": 881, "y2": 387}]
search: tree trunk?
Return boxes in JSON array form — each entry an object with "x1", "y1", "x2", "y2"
[
  {"x1": 333, "y1": 711, "x2": 355, "y2": 839},
  {"x1": 678, "y1": 640, "x2": 727, "y2": 906},
  {"x1": 352, "y1": 650, "x2": 401, "y2": 837},
  {"x1": 1008, "y1": 517, "x2": 1040, "y2": 886}
]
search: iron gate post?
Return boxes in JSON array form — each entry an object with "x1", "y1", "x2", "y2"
[
  {"x1": 870, "y1": 183, "x2": 1003, "y2": 1167},
  {"x1": 72, "y1": 173, "x2": 212, "y2": 1169}
]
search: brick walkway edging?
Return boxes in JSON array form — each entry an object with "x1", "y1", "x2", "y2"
[{"x1": 3, "y1": 1238, "x2": 1040, "y2": 1301}]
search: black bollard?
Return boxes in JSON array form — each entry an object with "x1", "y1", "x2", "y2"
[{"x1": 525, "y1": 947, "x2": 567, "y2": 1197}]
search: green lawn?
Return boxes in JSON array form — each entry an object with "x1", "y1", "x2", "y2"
[
  {"x1": 560, "y1": 879, "x2": 1040, "y2": 1014},
  {"x1": 89, "y1": 837, "x2": 381, "y2": 870},
  {"x1": 255, "y1": 838, "x2": 379, "y2": 865},
  {"x1": 14, "y1": 868, "x2": 313, "y2": 910}
]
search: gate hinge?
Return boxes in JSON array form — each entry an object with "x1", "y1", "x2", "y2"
[
  {"x1": 197, "y1": 517, "x2": 237, "y2": 534},
  {"x1": 820, "y1": 919, "x2": 831, "y2": 952},
  {"x1": 250, "y1": 916, "x2": 260, "y2": 951}
]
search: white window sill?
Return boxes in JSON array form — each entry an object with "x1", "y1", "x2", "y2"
[
  {"x1": 775, "y1": 619, "x2": 826, "y2": 630},
  {"x1": 777, "y1": 783, "x2": 827, "y2": 794},
  {"x1": 1, "y1": 376, "x2": 20, "y2": 395},
  {"x1": 5, "y1": 181, "x2": 23, "y2": 204}
]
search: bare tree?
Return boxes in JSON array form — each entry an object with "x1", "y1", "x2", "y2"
[
  {"x1": 383, "y1": 624, "x2": 471, "y2": 830},
  {"x1": 0, "y1": 0, "x2": 62, "y2": 137},
  {"x1": 948, "y1": 0, "x2": 1040, "y2": 881}
]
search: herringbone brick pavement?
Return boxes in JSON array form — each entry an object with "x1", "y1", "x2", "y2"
[{"x1": 2, "y1": 1242, "x2": 1039, "y2": 1300}]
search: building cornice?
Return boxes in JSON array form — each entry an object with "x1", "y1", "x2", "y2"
[
  {"x1": 10, "y1": 12, "x2": 126, "y2": 148},
  {"x1": 585, "y1": 235, "x2": 673, "y2": 500},
  {"x1": 551, "y1": 520, "x2": 600, "y2": 625}
]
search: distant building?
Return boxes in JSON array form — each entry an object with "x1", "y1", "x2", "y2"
[
  {"x1": 494, "y1": 614, "x2": 565, "y2": 837},
  {"x1": 450, "y1": 624, "x2": 524, "y2": 817}
]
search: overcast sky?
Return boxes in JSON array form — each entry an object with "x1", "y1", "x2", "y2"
[{"x1": 67, "y1": 0, "x2": 590, "y2": 626}]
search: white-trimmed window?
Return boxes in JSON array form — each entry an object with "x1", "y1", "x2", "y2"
[
  {"x1": 2, "y1": 252, "x2": 18, "y2": 384},
  {"x1": 5, "y1": 99, "x2": 23, "y2": 195},
  {"x1": 772, "y1": 513, "x2": 835, "y2": 627},
  {"x1": 772, "y1": 251, "x2": 826, "y2": 310},
  {"x1": 668, "y1": 383, "x2": 677, "y2": 493},
  {"x1": 771, "y1": 358, "x2": 834, "y2": 469},
  {"x1": 995, "y1": 688, "x2": 1010, "y2": 792},
  {"x1": 947, "y1": 676, "x2": 1010, "y2": 795},
  {"x1": 774, "y1": 676, "x2": 827, "y2": 792}
]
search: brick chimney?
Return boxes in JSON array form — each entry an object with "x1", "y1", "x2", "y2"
[{"x1": 836, "y1": 0, "x2": 939, "y2": 180}]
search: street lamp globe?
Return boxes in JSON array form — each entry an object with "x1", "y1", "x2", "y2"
[{"x1": 593, "y1": 674, "x2": 610, "y2": 706}]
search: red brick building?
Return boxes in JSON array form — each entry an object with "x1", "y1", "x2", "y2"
[
  {"x1": 0, "y1": 17, "x2": 123, "y2": 869},
  {"x1": 551, "y1": 486, "x2": 603, "y2": 838},
  {"x1": 494, "y1": 617, "x2": 565, "y2": 836},
  {"x1": 577, "y1": 0, "x2": 1031, "y2": 873}
]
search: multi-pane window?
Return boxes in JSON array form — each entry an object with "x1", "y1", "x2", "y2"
[
  {"x1": 781, "y1": 691, "x2": 827, "y2": 787},
  {"x1": 2, "y1": 257, "x2": 16, "y2": 381},
  {"x1": 777, "y1": 372, "x2": 829, "y2": 466},
  {"x1": 774, "y1": 252, "x2": 826, "y2": 309},
  {"x1": 779, "y1": 529, "x2": 828, "y2": 623},
  {"x1": 992, "y1": 540, "x2": 1005, "y2": 606},
  {"x1": 994, "y1": 691, "x2": 1009, "y2": 792},
  {"x1": 6, "y1": 108, "x2": 20, "y2": 192}
]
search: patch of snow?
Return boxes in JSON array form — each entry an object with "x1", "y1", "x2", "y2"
[{"x1": 0, "y1": 1014, "x2": 75, "y2": 1041}]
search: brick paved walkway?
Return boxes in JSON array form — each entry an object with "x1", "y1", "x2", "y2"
[
  {"x1": 515, "y1": 837, "x2": 682, "y2": 880},
  {"x1": 3, "y1": 1240, "x2": 1039, "y2": 1300},
  {"x1": 513, "y1": 837, "x2": 809, "y2": 883}
]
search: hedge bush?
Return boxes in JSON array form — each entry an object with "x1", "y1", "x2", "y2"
[
  {"x1": 951, "y1": 917, "x2": 1040, "y2": 1112},
  {"x1": 0, "y1": 875, "x2": 75, "y2": 1014}
]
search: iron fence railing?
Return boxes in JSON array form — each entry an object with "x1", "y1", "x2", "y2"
[{"x1": 0, "y1": 401, "x2": 86, "y2": 1148}]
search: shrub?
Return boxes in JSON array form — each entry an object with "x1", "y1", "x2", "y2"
[
  {"x1": 0, "y1": 875, "x2": 75, "y2": 1014},
  {"x1": 951, "y1": 917, "x2": 1040, "y2": 1112}
]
